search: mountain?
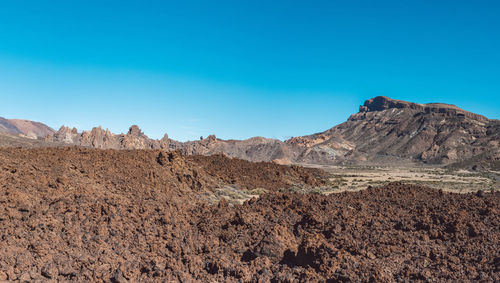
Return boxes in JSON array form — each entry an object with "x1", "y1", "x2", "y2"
[
  {"x1": 287, "y1": 96, "x2": 500, "y2": 166},
  {"x1": 0, "y1": 117, "x2": 55, "y2": 139},
  {"x1": 40, "y1": 96, "x2": 500, "y2": 168}
]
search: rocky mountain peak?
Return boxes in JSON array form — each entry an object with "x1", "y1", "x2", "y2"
[{"x1": 128, "y1": 125, "x2": 143, "y2": 136}]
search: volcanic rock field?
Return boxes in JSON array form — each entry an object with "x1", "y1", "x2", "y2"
[{"x1": 0, "y1": 147, "x2": 498, "y2": 282}]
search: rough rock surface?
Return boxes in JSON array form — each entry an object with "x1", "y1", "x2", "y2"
[
  {"x1": 0, "y1": 147, "x2": 498, "y2": 282},
  {"x1": 45, "y1": 125, "x2": 178, "y2": 150},
  {"x1": 186, "y1": 154, "x2": 325, "y2": 189}
]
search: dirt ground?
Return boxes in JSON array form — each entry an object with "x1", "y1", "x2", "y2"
[
  {"x1": 0, "y1": 148, "x2": 499, "y2": 282},
  {"x1": 305, "y1": 164, "x2": 500, "y2": 194}
]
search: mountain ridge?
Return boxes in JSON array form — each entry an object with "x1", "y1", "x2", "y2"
[{"x1": 3, "y1": 96, "x2": 499, "y2": 169}]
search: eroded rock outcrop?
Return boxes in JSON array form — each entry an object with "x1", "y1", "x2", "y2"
[{"x1": 46, "y1": 125, "x2": 180, "y2": 150}]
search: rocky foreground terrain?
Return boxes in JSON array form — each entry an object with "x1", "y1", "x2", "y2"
[
  {"x1": 1, "y1": 97, "x2": 498, "y2": 281},
  {"x1": 0, "y1": 147, "x2": 498, "y2": 282}
]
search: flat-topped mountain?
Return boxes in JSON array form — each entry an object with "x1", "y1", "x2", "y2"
[
  {"x1": 360, "y1": 96, "x2": 488, "y2": 121},
  {"x1": 287, "y1": 96, "x2": 499, "y2": 166}
]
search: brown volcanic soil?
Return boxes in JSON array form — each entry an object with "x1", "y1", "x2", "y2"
[
  {"x1": 0, "y1": 148, "x2": 499, "y2": 282},
  {"x1": 186, "y1": 154, "x2": 325, "y2": 190}
]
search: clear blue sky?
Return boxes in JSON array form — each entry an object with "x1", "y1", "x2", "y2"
[{"x1": 0, "y1": 1, "x2": 498, "y2": 141}]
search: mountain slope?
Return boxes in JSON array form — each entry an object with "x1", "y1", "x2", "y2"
[
  {"x1": 287, "y1": 96, "x2": 499, "y2": 166},
  {"x1": 0, "y1": 117, "x2": 55, "y2": 139},
  {"x1": 0, "y1": 117, "x2": 22, "y2": 136}
]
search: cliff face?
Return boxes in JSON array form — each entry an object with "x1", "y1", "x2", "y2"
[{"x1": 360, "y1": 96, "x2": 488, "y2": 122}]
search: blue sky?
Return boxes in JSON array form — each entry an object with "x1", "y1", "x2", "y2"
[{"x1": 0, "y1": 0, "x2": 498, "y2": 141}]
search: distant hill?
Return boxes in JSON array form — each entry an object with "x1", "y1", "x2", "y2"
[
  {"x1": 5, "y1": 96, "x2": 499, "y2": 169},
  {"x1": 0, "y1": 117, "x2": 55, "y2": 139}
]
